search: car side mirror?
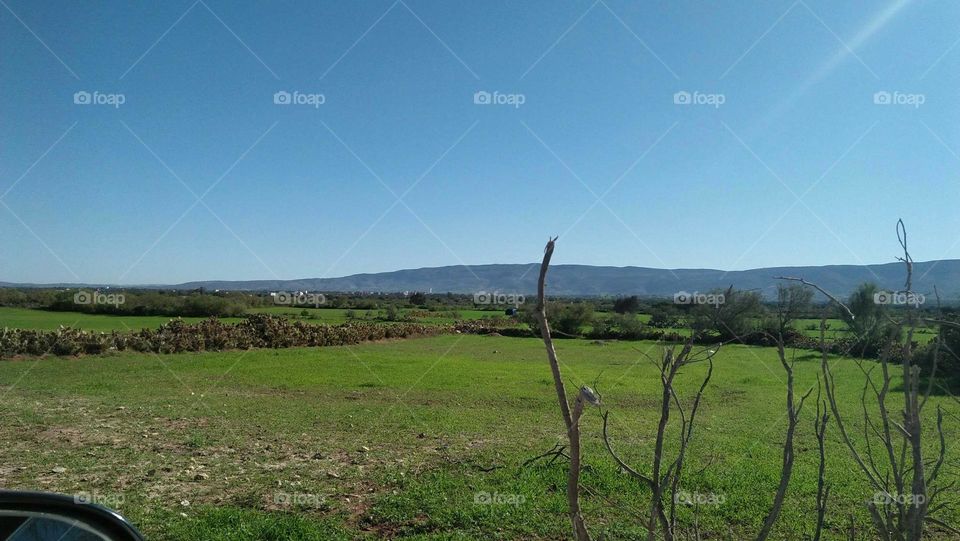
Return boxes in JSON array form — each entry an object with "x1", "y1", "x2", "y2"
[{"x1": 0, "y1": 491, "x2": 144, "y2": 541}]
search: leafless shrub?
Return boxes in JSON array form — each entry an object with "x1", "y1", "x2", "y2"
[
  {"x1": 600, "y1": 338, "x2": 716, "y2": 541},
  {"x1": 780, "y1": 220, "x2": 955, "y2": 540},
  {"x1": 533, "y1": 223, "x2": 954, "y2": 540}
]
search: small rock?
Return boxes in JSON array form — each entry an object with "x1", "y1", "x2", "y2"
[
  {"x1": 193, "y1": 473, "x2": 208, "y2": 481},
  {"x1": 51, "y1": 467, "x2": 66, "y2": 474},
  {"x1": 359, "y1": 446, "x2": 370, "y2": 453},
  {"x1": 180, "y1": 500, "x2": 190, "y2": 507}
]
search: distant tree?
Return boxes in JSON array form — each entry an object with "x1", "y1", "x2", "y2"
[
  {"x1": 520, "y1": 302, "x2": 554, "y2": 335},
  {"x1": 521, "y1": 302, "x2": 593, "y2": 337},
  {"x1": 409, "y1": 292, "x2": 427, "y2": 306},
  {"x1": 690, "y1": 288, "x2": 763, "y2": 341},
  {"x1": 587, "y1": 316, "x2": 612, "y2": 339},
  {"x1": 916, "y1": 314, "x2": 960, "y2": 387},
  {"x1": 0, "y1": 289, "x2": 27, "y2": 306},
  {"x1": 611, "y1": 313, "x2": 645, "y2": 339},
  {"x1": 845, "y1": 283, "x2": 883, "y2": 334},
  {"x1": 612, "y1": 295, "x2": 642, "y2": 314},
  {"x1": 647, "y1": 307, "x2": 679, "y2": 328},
  {"x1": 554, "y1": 303, "x2": 594, "y2": 336},
  {"x1": 843, "y1": 282, "x2": 893, "y2": 356},
  {"x1": 775, "y1": 283, "x2": 813, "y2": 336}
]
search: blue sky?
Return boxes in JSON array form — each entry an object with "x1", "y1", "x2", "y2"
[{"x1": 2, "y1": 0, "x2": 959, "y2": 284}]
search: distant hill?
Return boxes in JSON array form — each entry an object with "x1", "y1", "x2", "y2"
[
  {"x1": 168, "y1": 259, "x2": 960, "y2": 300},
  {"x1": 5, "y1": 260, "x2": 960, "y2": 300}
]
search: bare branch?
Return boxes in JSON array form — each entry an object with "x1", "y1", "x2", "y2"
[
  {"x1": 813, "y1": 378, "x2": 830, "y2": 541},
  {"x1": 535, "y1": 237, "x2": 591, "y2": 541}
]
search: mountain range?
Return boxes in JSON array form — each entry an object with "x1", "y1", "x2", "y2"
[{"x1": 6, "y1": 260, "x2": 960, "y2": 300}]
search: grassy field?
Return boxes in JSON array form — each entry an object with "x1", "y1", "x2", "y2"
[
  {"x1": 0, "y1": 335, "x2": 957, "y2": 539},
  {"x1": 0, "y1": 306, "x2": 246, "y2": 331},
  {"x1": 790, "y1": 317, "x2": 938, "y2": 344},
  {"x1": 0, "y1": 306, "x2": 506, "y2": 332}
]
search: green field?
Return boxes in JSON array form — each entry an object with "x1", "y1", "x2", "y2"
[
  {"x1": 0, "y1": 306, "x2": 246, "y2": 331},
  {"x1": 0, "y1": 335, "x2": 956, "y2": 539},
  {"x1": 790, "y1": 317, "x2": 938, "y2": 344},
  {"x1": 0, "y1": 306, "x2": 506, "y2": 332}
]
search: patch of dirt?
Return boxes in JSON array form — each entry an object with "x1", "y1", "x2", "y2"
[
  {"x1": 0, "y1": 390, "x2": 463, "y2": 536},
  {"x1": 35, "y1": 427, "x2": 87, "y2": 446}
]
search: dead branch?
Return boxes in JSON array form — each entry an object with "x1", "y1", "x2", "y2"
[
  {"x1": 756, "y1": 335, "x2": 813, "y2": 541},
  {"x1": 535, "y1": 237, "x2": 591, "y2": 541},
  {"x1": 813, "y1": 377, "x2": 831, "y2": 541},
  {"x1": 523, "y1": 442, "x2": 569, "y2": 468},
  {"x1": 601, "y1": 412, "x2": 653, "y2": 486}
]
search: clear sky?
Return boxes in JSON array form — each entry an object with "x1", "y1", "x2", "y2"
[{"x1": 2, "y1": 0, "x2": 959, "y2": 284}]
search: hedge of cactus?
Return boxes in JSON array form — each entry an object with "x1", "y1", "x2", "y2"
[{"x1": 0, "y1": 314, "x2": 460, "y2": 358}]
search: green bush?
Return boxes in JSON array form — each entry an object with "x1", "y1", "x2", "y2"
[
  {"x1": 647, "y1": 308, "x2": 679, "y2": 328},
  {"x1": 553, "y1": 303, "x2": 594, "y2": 336},
  {"x1": 612, "y1": 313, "x2": 645, "y2": 340},
  {"x1": 916, "y1": 316, "x2": 960, "y2": 387}
]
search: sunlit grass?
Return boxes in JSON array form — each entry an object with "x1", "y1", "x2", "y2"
[{"x1": 0, "y1": 335, "x2": 956, "y2": 539}]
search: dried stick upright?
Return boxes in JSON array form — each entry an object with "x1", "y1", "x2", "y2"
[
  {"x1": 813, "y1": 374, "x2": 831, "y2": 541},
  {"x1": 756, "y1": 334, "x2": 813, "y2": 541},
  {"x1": 535, "y1": 237, "x2": 591, "y2": 541}
]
